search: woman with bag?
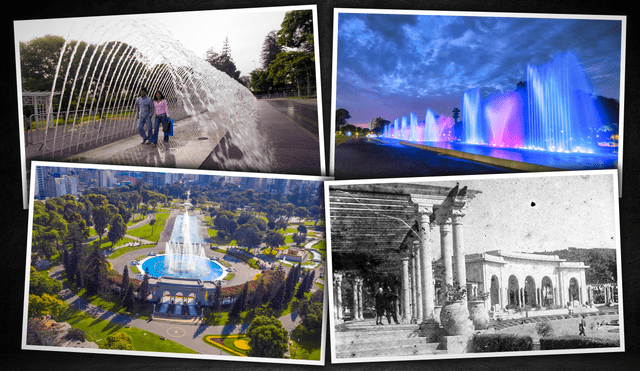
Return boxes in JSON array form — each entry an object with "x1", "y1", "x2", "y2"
[{"x1": 150, "y1": 91, "x2": 171, "y2": 147}]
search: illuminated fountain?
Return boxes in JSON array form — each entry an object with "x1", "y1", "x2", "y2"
[{"x1": 378, "y1": 52, "x2": 616, "y2": 168}]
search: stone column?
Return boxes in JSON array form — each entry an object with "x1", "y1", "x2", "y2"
[
  {"x1": 410, "y1": 258, "x2": 417, "y2": 322},
  {"x1": 357, "y1": 278, "x2": 364, "y2": 320},
  {"x1": 452, "y1": 209, "x2": 467, "y2": 290},
  {"x1": 334, "y1": 272, "x2": 343, "y2": 320},
  {"x1": 413, "y1": 243, "x2": 423, "y2": 322},
  {"x1": 352, "y1": 278, "x2": 359, "y2": 320},
  {"x1": 437, "y1": 208, "x2": 454, "y2": 287},
  {"x1": 418, "y1": 212, "x2": 435, "y2": 321},
  {"x1": 402, "y1": 257, "x2": 411, "y2": 322}
]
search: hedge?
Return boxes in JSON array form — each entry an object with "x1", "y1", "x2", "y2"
[
  {"x1": 472, "y1": 333, "x2": 533, "y2": 352},
  {"x1": 540, "y1": 335, "x2": 620, "y2": 350}
]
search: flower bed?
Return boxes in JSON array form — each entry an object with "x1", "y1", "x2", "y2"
[{"x1": 203, "y1": 334, "x2": 247, "y2": 357}]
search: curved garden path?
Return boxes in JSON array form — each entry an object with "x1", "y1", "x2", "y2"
[{"x1": 49, "y1": 265, "x2": 303, "y2": 355}]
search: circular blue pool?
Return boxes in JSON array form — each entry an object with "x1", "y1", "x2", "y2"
[{"x1": 140, "y1": 255, "x2": 225, "y2": 281}]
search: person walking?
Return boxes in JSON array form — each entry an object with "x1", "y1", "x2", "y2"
[
  {"x1": 385, "y1": 288, "x2": 400, "y2": 324},
  {"x1": 375, "y1": 286, "x2": 386, "y2": 325},
  {"x1": 150, "y1": 91, "x2": 171, "y2": 147},
  {"x1": 136, "y1": 87, "x2": 154, "y2": 144},
  {"x1": 578, "y1": 315, "x2": 587, "y2": 336}
]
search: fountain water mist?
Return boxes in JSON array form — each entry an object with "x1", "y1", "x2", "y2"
[
  {"x1": 163, "y1": 191, "x2": 209, "y2": 277},
  {"x1": 41, "y1": 18, "x2": 273, "y2": 170},
  {"x1": 526, "y1": 51, "x2": 601, "y2": 152}
]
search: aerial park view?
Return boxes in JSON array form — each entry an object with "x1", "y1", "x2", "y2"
[
  {"x1": 332, "y1": 12, "x2": 623, "y2": 179},
  {"x1": 23, "y1": 164, "x2": 326, "y2": 363}
]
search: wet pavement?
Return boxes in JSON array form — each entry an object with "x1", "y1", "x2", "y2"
[
  {"x1": 68, "y1": 111, "x2": 225, "y2": 169},
  {"x1": 334, "y1": 137, "x2": 510, "y2": 179},
  {"x1": 200, "y1": 98, "x2": 322, "y2": 175},
  {"x1": 28, "y1": 98, "x2": 322, "y2": 175}
]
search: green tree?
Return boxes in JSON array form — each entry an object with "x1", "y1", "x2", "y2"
[
  {"x1": 137, "y1": 269, "x2": 150, "y2": 302},
  {"x1": 28, "y1": 293, "x2": 66, "y2": 319},
  {"x1": 122, "y1": 282, "x2": 136, "y2": 310},
  {"x1": 263, "y1": 229, "x2": 285, "y2": 249},
  {"x1": 92, "y1": 205, "x2": 111, "y2": 244},
  {"x1": 230, "y1": 282, "x2": 249, "y2": 318},
  {"x1": 336, "y1": 108, "x2": 351, "y2": 130},
  {"x1": 85, "y1": 246, "x2": 108, "y2": 296},
  {"x1": 19, "y1": 35, "x2": 67, "y2": 92},
  {"x1": 299, "y1": 299, "x2": 323, "y2": 334},
  {"x1": 260, "y1": 30, "x2": 284, "y2": 69},
  {"x1": 276, "y1": 10, "x2": 314, "y2": 52},
  {"x1": 234, "y1": 223, "x2": 263, "y2": 250},
  {"x1": 246, "y1": 315, "x2": 288, "y2": 358},
  {"x1": 120, "y1": 266, "x2": 130, "y2": 298},
  {"x1": 267, "y1": 51, "x2": 315, "y2": 97},
  {"x1": 29, "y1": 267, "x2": 63, "y2": 297},
  {"x1": 206, "y1": 37, "x2": 241, "y2": 82},
  {"x1": 103, "y1": 332, "x2": 133, "y2": 350},
  {"x1": 107, "y1": 213, "x2": 127, "y2": 247}
]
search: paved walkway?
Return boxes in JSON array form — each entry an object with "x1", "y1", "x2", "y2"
[
  {"x1": 200, "y1": 99, "x2": 321, "y2": 175},
  {"x1": 49, "y1": 266, "x2": 303, "y2": 355},
  {"x1": 334, "y1": 136, "x2": 510, "y2": 179},
  {"x1": 42, "y1": 99, "x2": 322, "y2": 176}
]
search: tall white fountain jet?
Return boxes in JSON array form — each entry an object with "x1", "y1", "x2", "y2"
[{"x1": 164, "y1": 191, "x2": 207, "y2": 274}]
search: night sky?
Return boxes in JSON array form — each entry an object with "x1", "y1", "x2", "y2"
[{"x1": 334, "y1": 11, "x2": 623, "y2": 125}]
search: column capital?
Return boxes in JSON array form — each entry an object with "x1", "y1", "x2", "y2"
[
  {"x1": 435, "y1": 207, "x2": 452, "y2": 225},
  {"x1": 408, "y1": 194, "x2": 438, "y2": 215}
]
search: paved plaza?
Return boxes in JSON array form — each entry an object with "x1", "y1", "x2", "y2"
[
  {"x1": 25, "y1": 98, "x2": 321, "y2": 176},
  {"x1": 334, "y1": 137, "x2": 510, "y2": 179}
]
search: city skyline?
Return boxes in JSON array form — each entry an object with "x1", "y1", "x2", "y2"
[{"x1": 32, "y1": 162, "x2": 327, "y2": 201}]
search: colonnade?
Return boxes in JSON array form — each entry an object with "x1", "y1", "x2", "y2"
[{"x1": 333, "y1": 195, "x2": 471, "y2": 324}]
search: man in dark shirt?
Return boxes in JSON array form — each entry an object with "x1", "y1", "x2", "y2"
[{"x1": 375, "y1": 286, "x2": 386, "y2": 325}]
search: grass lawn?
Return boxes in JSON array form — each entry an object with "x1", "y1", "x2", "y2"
[
  {"x1": 108, "y1": 243, "x2": 155, "y2": 259},
  {"x1": 497, "y1": 314, "x2": 620, "y2": 343},
  {"x1": 90, "y1": 236, "x2": 136, "y2": 250},
  {"x1": 126, "y1": 214, "x2": 148, "y2": 227},
  {"x1": 58, "y1": 306, "x2": 196, "y2": 353},
  {"x1": 69, "y1": 280, "x2": 153, "y2": 321},
  {"x1": 127, "y1": 212, "x2": 169, "y2": 242},
  {"x1": 290, "y1": 325, "x2": 322, "y2": 360}
]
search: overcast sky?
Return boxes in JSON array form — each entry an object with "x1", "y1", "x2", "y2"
[
  {"x1": 412, "y1": 171, "x2": 619, "y2": 255},
  {"x1": 14, "y1": 6, "x2": 300, "y2": 79},
  {"x1": 334, "y1": 11, "x2": 624, "y2": 125}
]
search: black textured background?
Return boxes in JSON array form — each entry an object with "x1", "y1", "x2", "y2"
[{"x1": 2, "y1": 1, "x2": 638, "y2": 369}]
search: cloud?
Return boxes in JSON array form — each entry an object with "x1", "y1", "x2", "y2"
[{"x1": 335, "y1": 12, "x2": 622, "y2": 123}]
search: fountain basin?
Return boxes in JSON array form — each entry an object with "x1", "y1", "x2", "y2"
[{"x1": 139, "y1": 254, "x2": 226, "y2": 281}]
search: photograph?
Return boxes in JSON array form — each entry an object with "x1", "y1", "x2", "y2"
[
  {"x1": 326, "y1": 170, "x2": 622, "y2": 362},
  {"x1": 22, "y1": 161, "x2": 327, "y2": 365},
  {"x1": 15, "y1": 5, "x2": 324, "y2": 208},
  {"x1": 330, "y1": 9, "x2": 625, "y2": 187}
]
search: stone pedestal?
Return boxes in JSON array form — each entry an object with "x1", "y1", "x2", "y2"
[
  {"x1": 441, "y1": 334, "x2": 473, "y2": 354},
  {"x1": 418, "y1": 319, "x2": 441, "y2": 343}
]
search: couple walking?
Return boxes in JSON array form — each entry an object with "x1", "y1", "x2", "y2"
[
  {"x1": 375, "y1": 286, "x2": 400, "y2": 325},
  {"x1": 136, "y1": 87, "x2": 172, "y2": 147}
]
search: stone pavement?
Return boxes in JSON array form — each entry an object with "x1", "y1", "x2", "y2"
[
  {"x1": 334, "y1": 136, "x2": 510, "y2": 179},
  {"x1": 66, "y1": 111, "x2": 225, "y2": 170},
  {"x1": 55, "y1": 99, "x2": 322, "y2": 176}
]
